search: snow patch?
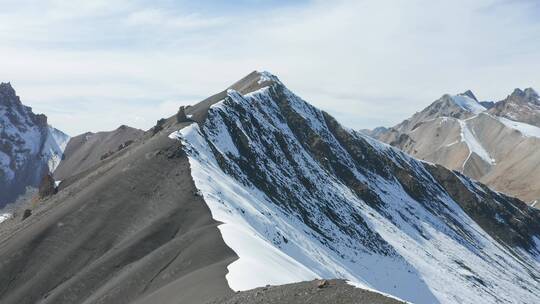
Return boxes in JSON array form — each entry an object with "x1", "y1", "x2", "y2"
[
  {"x1": 494, "y1": 213, "x2": 506, "y2": 224},
  {"x1": 451, "y1": 95, "x2": 486, "y2": 114},
  {"x1": 257, "y1": 71, "x2": 282, "y2": 85},
  {"x1": 347, "y1": 281, "x2": 410, "y2": 303},
  {"x1": 43, "y1": 126, "x2": 70, "y2": 173},
  {"x1": 171, "y1": 124, "x2": 319, "y2": 289},
  {"x1": 0, "y1": 213, "x2": 12, "y2": 224},
  {"x1": 497, "y1": 117, "x2": 540, "y2": 138},
  {"x1": 458, "y1": 119, "x2": 495, "y2": 166}
]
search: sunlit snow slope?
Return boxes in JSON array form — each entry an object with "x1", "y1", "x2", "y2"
[{"x1": 170, "y1": 72, "x2": 540, "y2": 304}]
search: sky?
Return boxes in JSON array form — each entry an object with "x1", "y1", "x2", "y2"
[{"x1": 1, "y1": 0, "x2": 539, "y2": 135}]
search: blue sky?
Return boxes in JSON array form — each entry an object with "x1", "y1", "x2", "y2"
[{"x1": 1, "y1": 0, "x2": 539, "y2": 135}]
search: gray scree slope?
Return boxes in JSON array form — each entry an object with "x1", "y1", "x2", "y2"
[{"x1": 53, "y1": 125, "x2": 144, "y2": 181}]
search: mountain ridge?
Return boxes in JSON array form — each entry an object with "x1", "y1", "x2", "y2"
[
  {"x1": 366, "y1": 87, "x2": 540, "y2": 206},
  {"x1": 0, "y1": 72, "x2": 538, "y2": 304},
  {"x1": 169, "y1": 72, "x2": 540, "y2": 303}
]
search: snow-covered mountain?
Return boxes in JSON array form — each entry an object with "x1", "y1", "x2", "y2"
[
  {"x1": 170, "y1": 72, "x2": 540, "y2": 303},
  {"x1": 367, "y1": 88, "x2": 540, "y2": 207},
  {"x1": 0, "y1": 82, "x2": 69, "y2": 208},
  {"x1": 0, "y1": 72, "x2": 538, "y2": 304}
]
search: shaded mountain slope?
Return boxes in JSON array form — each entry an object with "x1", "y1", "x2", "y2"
[
  {"x1": 0, "y1": 125, "x2": 236, "y2": 304},
  {"x1": 0, "y1": 82, "x2": 69, "y2": 207},
  {"x1": 53, "y1": 125, "x2": 144, "y2": 181}
]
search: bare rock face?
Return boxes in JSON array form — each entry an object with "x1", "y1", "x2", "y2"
[
  {"x1": 21, "y1": 209, "x2": 32, "y2": 221},
  {"x1": 99, "y1": 150, "x2": 115, "y2": 160},
  {"x1": 176, "y1": 106, "x2": 188, "y2": 122},
  {"x1": 118, "y1": 140, "x2": 134, "y2": 151},
  {"x1": 153, "y1": 118, "x2": 167, "y2": 135},
  {"x1": 488, "y1": 88, "x2": 540, "y2": 127},
  {"x1": 0, "y1": 82, "x2": 69, "y2": 207}
]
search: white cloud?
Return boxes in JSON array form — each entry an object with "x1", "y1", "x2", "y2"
[
  {"x1": 0, "y1": 0, "x2": 539, "y2": 134},
  {"x1": 125, "y1": 9, "x2": 228, "y2": 29}
]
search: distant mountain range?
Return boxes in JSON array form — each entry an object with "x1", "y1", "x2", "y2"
[
  {"x1": 0, "y1": 72, "x2": 538, "y2": 304},
  {"x1": 0, "y1": 83, "x2": 69, "y2": 208},
  {"x1": 364, "y1": 88, "x2": 540, "y2": 207}
]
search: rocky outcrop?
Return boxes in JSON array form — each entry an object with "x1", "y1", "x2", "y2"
[
  {"x1": 176, "y1": 106, "x2": 188, "y2": 122},
  {"x1": 488, "y1": 88, "x2": 540, "y2": 127},
  {"x1": 38, "y1": 173, "x2": 56, "y2": 199},
  {"x1": 152, "y1": 118, "x2": 166, "y2": 135},
  {"x1": 21, "y1": 209, "x2": 31, "y2": 221}
]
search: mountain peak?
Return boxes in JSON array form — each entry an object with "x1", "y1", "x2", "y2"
[
  {"x1": 459, "y1": 90, "x2": 478, "y2": 102},
  {"x1": 0, "y1": 82, "x2": 18, "y2": 101},
  {"x1": 170, "y1": 77, "x2": 540, "y2": 303},
  {"x1": 117, "y1": 124, "x2": 131, "y2": 131},
  {"x1": 0, "y1": 82, "x2": 14, "y2": 92},
  {"x1": 256, "y1": 70, "x2": 282, "y2": 85},
  {"x1": 524, "y1": 87, "x2": 539, "y2": 101},
  {"x1": 509, "y1": 87, "x2": 539, "y2": 105},
  {"x1": 449, "y1": 93, "x2": 486, "y2": 114},
  {"x1": 511, "y1": 87, "x2": 537, "y2": 97},
  {"x1": 512, "y1": 87, "x2": 524, "y2": 95},
  {"x1": 225, "y1": 71, "x2": 283, "y2": 97}
]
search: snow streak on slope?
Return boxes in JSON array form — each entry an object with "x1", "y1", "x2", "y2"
[
  {"x1": 172, "y1": 118, "x2": 438, "y2": 304},
  {"x1": 0, "y1": 106, "x2": 43, "y2": 171},
  {"x1": 44, "y1": 126, "x2": 70, "y2": 172},
  {"x1": 497, "y1": 116, "x2": 540, "y2": 138},
  {"x1": 0, "y1": 213, "x2": 11, "y2": 224},
  {"x1": 171, "y1": 80, "x2": 540, "y2": 304},
  {"x1": 347, "y1": 280, "x2": 411, "y2": 303},
  {"x1": 451, "y1": 95, "x2": 486, "y2": 114},
  {"x1": 458, "y1": 119, "x2": 495, "y2": 166},
  {"x1": 170, "y1": 126, "x2": 321, "y2": 287}
]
